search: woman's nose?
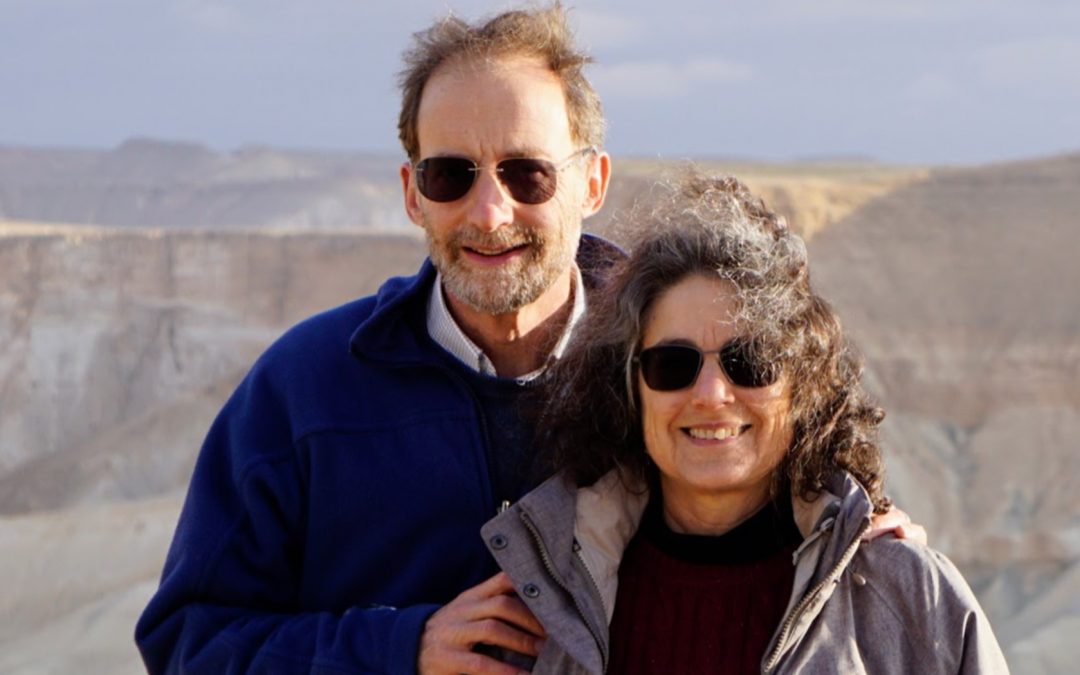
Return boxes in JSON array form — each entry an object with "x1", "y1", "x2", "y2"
[{"x1": 690, "y1": 357, "x2": 735, "y2": 407}]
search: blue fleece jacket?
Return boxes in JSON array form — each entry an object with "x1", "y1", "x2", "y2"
[{"x1": 134, "y1": 235, "x2": 621, "y2": 674}]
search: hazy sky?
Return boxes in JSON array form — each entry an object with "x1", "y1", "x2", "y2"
[{"x1": 3, "y1": 0, "x2": 1079, "y2": 164}]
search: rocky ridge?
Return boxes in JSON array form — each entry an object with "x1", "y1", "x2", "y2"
[
  {"x1": 1, "y1": 146, "x2": 1076, "y2": 672},
  {"x1": 808, "y1": 152, "x2": 1080, "y2": 672}
]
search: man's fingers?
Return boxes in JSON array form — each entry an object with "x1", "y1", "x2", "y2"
[
  {"x1": 466, "y1": 618, "x2": 544, "y2": 657},
  {"x1": 459, "y1": 571, "x2": 517, "y2": 600},
  {"x1": 483, "y1": 593, "x2": 546, "y2": 637},
  {"x1": 436, "y1": 597, "x2": 544, "y2": 654},
  {"x1": 449, "y1": 574, "x2": 545, "y2": 637},
  {"x1": 420, "y1": 646, "x2": 527, "y2": 675},
  {"x1": 877, "y1": 505, "x2": 911, "y2": 529},
  {"x1": 418, "y1": 573, "x2": 545, "y2": 675},
  {"x1": 896, "y1": 522, "x2": 928, "y2": 545},
  {"x1": 457, "y1": 651, "x2": 528, "y2": 675},
  {"x1": 864, "y1": 504, "x2": 928, "y2": 543},
  {"x1": 418, "y1": 614, "x2": 541, "y2": 675}
]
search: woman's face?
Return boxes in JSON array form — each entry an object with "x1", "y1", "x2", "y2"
[{"x1": 638, "y1": 274, "x2": 793, "y2": 522}]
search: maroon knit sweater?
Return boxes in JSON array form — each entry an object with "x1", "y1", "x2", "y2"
[{"x1": 607, "y1": 496, "x2": 802, "y2": 675}]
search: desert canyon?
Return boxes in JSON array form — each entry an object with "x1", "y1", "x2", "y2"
[{"x1": 0, "y1": 140, "x2": 1077, "y2": 673}]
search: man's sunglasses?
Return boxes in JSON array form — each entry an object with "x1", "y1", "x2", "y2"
[
  {"x1": 414, "y1": 146, "x2": 596, "y2": 204},
  {"x1": 634, "y1": 340, "x2": 779, "y2": 391}
]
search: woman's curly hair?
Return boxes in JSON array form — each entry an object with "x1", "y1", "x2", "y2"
[{"x1": 539, "y1": 172, "x2": 890, "y2": 512}]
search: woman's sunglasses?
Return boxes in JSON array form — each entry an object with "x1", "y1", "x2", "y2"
[
  {"x1": 634, "y1": 340, "x2": 779, "y2": 391},
  {"x1": 414, "y1": 147, "x2": 596, "y2": 204}
]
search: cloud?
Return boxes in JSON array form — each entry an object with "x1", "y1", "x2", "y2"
[
  {"x1": 972, "y1": 37, "x2": 1080, "y2": 90},
  {"x1": 177, "y1": 2, "x2": 242, "y2": 33},
  {"x1": 591, "y1": 58, "x2": 754, "y2": 99},
  {"x1": 750, "y1": 0, "x2": 941, "y2": 22},
  {"x1": 574, "y1": 8, "x2": 645, "y2": 51},
  {"x1": 903, "y1": 72, "x2": 962, "y2": 105}
]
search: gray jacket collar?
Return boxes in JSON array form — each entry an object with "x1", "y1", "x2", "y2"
[
  {"x1": 483, "y1": 468, "x2": 875, "y2": 672},
  {"x1": 509, "y1": 469, "x2": 872, "y2": 621}
]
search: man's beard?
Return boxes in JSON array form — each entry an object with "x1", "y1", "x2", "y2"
[{"x1": 424, "y1": 219, "x2": 579, "y2": 315}]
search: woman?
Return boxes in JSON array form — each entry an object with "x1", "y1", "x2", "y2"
[{"x1": 482, "y1": 174, "x2": 1007, "y2": 673}]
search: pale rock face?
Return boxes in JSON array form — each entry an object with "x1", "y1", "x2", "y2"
[
  {"x1": 809, "y1": 153, "x2": 1080, "y2": 674},
  {"x1": 0, "y1": 228, "x2": 426, "y2": 513},
  {"x1": 1007, "y1": 615, "x2": 1080, "y2": 675},
  {"x1": 0, "y1": 141, "x2": 409, "y2": 231},
  {"x1": 2, "y1": 149, "x2": 1078, "y2": 673},
  {"x1": 0, "y1": 225, "x2": 427, "y2": 673}
]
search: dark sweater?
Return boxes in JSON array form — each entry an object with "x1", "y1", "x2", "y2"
[
  {"x1": 608, "y1": 496, "x2": 803, "y2": 674},
  {"x1": 443, "y1": 355, "x2": 540, "y2": 509}
]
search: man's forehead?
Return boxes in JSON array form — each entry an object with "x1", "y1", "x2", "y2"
[
  {"x1": 416, "y1": 53, "x2": 575, "y2": 158},
  {"x1": 429, "y1": 53, "x2": 556, "y2": 88}
]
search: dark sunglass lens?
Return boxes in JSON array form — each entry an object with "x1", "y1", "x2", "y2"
[
  {"x1": 640, "y1": 345, "x2": 703, "y2": 391},
  {"x1": 417, "y1": 157, "x2": 475, "y2": 202},
  {"x1": 498, "y1": 158, "x2": 557, "y2": 204},
  {"x1": 720, "y1": 339, "x2": 777, "y2": 388}
]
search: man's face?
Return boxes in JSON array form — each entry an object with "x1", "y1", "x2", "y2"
[{"x1": 402, "y1": 55, "x2": 606, "y2": 316}]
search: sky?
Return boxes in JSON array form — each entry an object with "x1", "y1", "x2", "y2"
[{"x1": 2, "y1": 0, "x2": 1079, "y2": 165}]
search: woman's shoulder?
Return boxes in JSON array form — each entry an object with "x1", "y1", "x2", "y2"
[
  {"x1": 839, "y1": 537, "x2": 1009, "y2": 672},
  {"x1": 784, "y1": 534, "x2": 1009, "y2": 674},
  {"x1": 853, "y1": 537, "x2": 981, "y2": 613}
]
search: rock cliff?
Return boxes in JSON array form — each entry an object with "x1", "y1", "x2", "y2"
[
  {"x1": 1, "y1": 147, "x2": 1076, "y2": 672},
  {"x1": 809, "y1": 153, "x2": 1080, "y2": 672}
]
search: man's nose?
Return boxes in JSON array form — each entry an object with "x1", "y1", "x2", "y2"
[{"x1": 465, "y1": 169, "x2": 515, "y2": 233}]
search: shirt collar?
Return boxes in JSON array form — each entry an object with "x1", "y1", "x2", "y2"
[{"x1": 426, "y1": 264, "x2": 587, "y2": 382}]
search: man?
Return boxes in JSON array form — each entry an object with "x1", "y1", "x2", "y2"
[
  {"x1": 136, "y1": 5, "x2": 917, "y2": 674},
  {"x1": 137, "y1": 6, "x2": 610, "y2": 674}
]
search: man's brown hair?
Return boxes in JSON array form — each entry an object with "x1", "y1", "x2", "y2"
[{"x1": 398, "y1": 2, "x2": 605, "y2": 161}]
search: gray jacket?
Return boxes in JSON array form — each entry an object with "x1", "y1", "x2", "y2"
[{"x1": 481, "y1": 469, "x2": 1009, "y2": 674}]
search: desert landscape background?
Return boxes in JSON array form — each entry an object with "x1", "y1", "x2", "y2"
[{"x1": 0, "y1": 139, "x2": 1076, "y2": 673}]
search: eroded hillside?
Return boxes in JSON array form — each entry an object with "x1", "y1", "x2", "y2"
[
  {"x1": 809, "y1": 153, "x2": 1080, "y2": 673},
  {"x1": 1, "y1": 150, "x2": 1076, "y2": 673}
]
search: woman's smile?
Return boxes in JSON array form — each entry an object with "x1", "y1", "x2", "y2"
[{"x1": 638, "y1": 274, "x2": 793, "y2": 527}]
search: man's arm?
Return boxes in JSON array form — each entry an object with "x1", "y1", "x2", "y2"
[{"x1": 135, "y1": 368, "x2": 439, "y2": 674}]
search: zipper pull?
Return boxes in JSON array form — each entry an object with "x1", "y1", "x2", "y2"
[{"x1": 497, "y1": 499, "x2": 511, "y2": 515}]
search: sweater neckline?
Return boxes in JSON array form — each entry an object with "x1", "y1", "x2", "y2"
[{"x1": 640, "y1": 492, "x2": 803, "y2": 565}]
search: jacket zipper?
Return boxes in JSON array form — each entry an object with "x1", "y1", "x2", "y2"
[
  {"x1": 521, "y1": 511, "x2": 609, "y2": 673},
  {"x1": 572, "y1": 544, "x2": 608, "y2": 640},
  {"x1": 762, "y1": 519, "x2": 870, "y2": 673}
]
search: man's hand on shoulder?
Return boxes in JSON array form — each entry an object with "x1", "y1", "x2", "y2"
[
  {"x1": 864, "y1": 504, "x2": 928, "y2": 545},
  {"x1": 418, "y1": 571, "x2": 546, "y2": 675}
]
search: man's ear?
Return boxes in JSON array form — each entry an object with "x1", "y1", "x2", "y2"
[
  {"x1": 581, "y1": 151, "x2": 611, "y2": 218},
  {"x1": 401, "y1": 161, "x2": 424, "y2": 227}
]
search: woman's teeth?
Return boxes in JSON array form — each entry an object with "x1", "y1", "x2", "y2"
[{"x1": 687, "y1": 426, "x2": 743, "y2": 440}]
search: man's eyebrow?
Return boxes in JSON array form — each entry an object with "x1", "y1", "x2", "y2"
[
  {"x1": 502, "y1": 146, "x2": 549, "y2": 159},
  {"x1": 422, "y1": 148, "x2": 550, "y2": 161}
]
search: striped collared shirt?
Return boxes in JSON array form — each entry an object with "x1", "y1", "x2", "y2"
[{"x1": 425, "y1": 265, "x2": 587, "y2": 383}]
